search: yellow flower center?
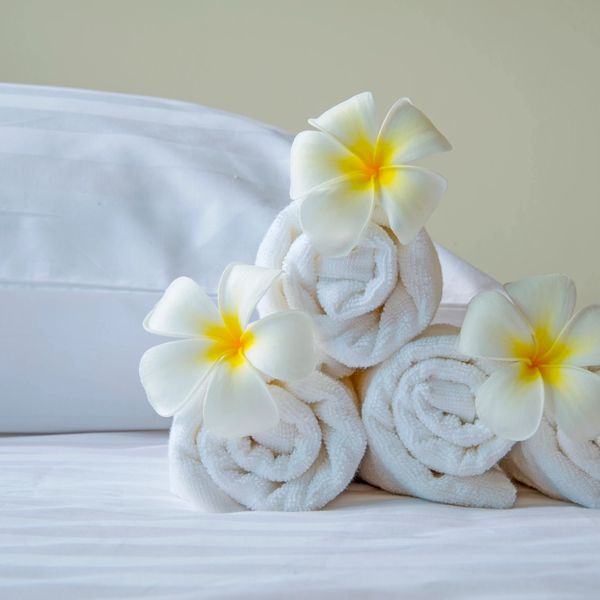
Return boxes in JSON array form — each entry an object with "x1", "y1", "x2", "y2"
[
  {"x1": 204, "y1": 313, "x2": 254, "y2": 368},
  {"x1": 513, "y1": 324, "x2": 571, "y2": 386},
  {"x1": 362, "y1": 160, "x2": 381, "y2": 180},
  {"x1": 334, "y1": 135, "x2": 397, "y2": 190}
]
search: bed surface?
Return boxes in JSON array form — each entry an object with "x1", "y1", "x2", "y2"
[{"x1": 2, "y1": 431, "x2": 599, "y2": 599}]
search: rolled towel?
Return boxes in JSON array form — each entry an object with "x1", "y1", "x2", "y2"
[
  {"x1": 502, "y1": 414, "x2": 600, "y2": 508},
  {"x1": 256, "y1": 200, "x2": 442, "y2": 370},
  {"x1": 169, "y1": 370, "x2": 366, "y2": 511},
  {"x1": 358, "y1": 325, "x2": 516, "y2": 508}
]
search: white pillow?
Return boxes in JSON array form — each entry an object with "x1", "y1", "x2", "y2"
[
  {"x1": 0, "y1": 84, "x2": 498, "y2": 433},
  {"x1": 433, "y1": 243, "x2": 500, "y2": 326},
  {"x1": 0, "y1": 84, "x2": 291, "y2": 432}
]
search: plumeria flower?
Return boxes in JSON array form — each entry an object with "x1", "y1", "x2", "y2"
[
  {"x1": 139, "y1": 264, "x2": 316, "y2": 438},
  {"x1": 290, "y1": 91, "x2": 451, "y2": 257},
  {"x1": 459, "y1": 274, "x2": 600, "y2": 441}
]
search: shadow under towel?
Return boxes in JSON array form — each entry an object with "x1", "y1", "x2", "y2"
[
  {"x1": 169, "y1": 370, "x2": 366, "y2": 512},
  {"x1": 255, "y1": 200, "x2": 442, "y2": 372},
  {"x1": 503, "y1": 415, "x2": 600, "y2": 508},
  {"x1": 358, "y1": 326, "x2": 516, "y2": 509}
]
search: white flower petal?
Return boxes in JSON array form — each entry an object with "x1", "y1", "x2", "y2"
[
  {"x1": 377, "y1": 97, "x2": 452, "y2": 164},
  {"x1": 554, "y1": 305, "x2": 600, "y2": 367},
  {"x1": 504, "y1": 274, "x2": 576, "y2": 345},
  {"x1": 308, "y1": 92, "x2": 378, "y2": 157},
  {"x1": 476, "y1": 362, "x2": 544, "y2": 441},
  {"x1": 544, "y1": 366, "x2": 600, "y2": 441},
  {"x1": 217, "y1": 263, "x2": 280, "y2": 329},
  {"x1": 203, "y1": 360, "x2": 279, "y2": 438},
  {"x1": 144, "y1": 277, "x2": 220, "y2": 338},
  {"x1": 245, "y1": 311, "x2": 316, "y2": 381},
  {"x1": 459, "y1": 291, "x2": 534, "y2": 360},
  {"x1": 139, "y1": 339, "x2": 214, "y2": 417},
  {"x1": 300, "y1": 177, "x2": 374, "y2": 257},
  {"x1": 290, "y1": 130, "x2": 362, "y2": 199},
  {"x1": 378, "y1": 166, "x2": 446, "y2": 244}
]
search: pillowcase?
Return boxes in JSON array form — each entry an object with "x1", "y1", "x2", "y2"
[
  {"x1": 0, "y1": 84, "x2": 498, "y2": 433},
  {"x1": 433, "y1": 243, "x2": 500, "y2": 326},
  {"x1": 0, "y1": 84, "x2": 291, "y2": 432}
]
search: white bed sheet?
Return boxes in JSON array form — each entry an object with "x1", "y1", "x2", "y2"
[{"x1": 1, "y1": 431, "x2": 599, "y2": 599}]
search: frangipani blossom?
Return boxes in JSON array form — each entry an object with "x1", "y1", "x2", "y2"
[
  {"x1": 139, "y1": 264, "x2": 316, "y2": 438},
  {"x1": 459, "y1": 274, "x2": 600, "y2": 442},
  {"x1": 290, "y1": 92, "x2": 451, "y2": 257}
]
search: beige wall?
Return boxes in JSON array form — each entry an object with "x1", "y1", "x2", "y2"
[{"x1": 2, "y1": 0, "x2": 599, "y2": 304}]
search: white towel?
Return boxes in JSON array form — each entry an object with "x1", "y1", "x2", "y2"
[
  {"x1": 502, "y1": 415, "x2": 600, "y2": 508},
  {"x1": 169, "y1": 370, "x2": 366, "y2": 511},
  {"x1": 359, "y1": 326, "x2": 516, "y2": 508},
  {"x1": 256, "y1": 200, "x2": 442, "y2": 371}
]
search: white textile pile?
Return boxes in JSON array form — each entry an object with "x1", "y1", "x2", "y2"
[
  {"x1": 503, "y1": 414, "x2": 600, "y2": 508},
  {"x1": 359, "y1": 326, "x2": 516, "y2": 508},
  {"x1": 256, "y1": 200, "x2": 442, "y2": 371},
  {"x1": 170, "y1": 370, "x2": 366, "y2": 511}
]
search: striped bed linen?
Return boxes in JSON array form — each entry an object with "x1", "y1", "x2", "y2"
[{"x1": 1, "y1": 430, "x2": 599, "y2": 599}]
